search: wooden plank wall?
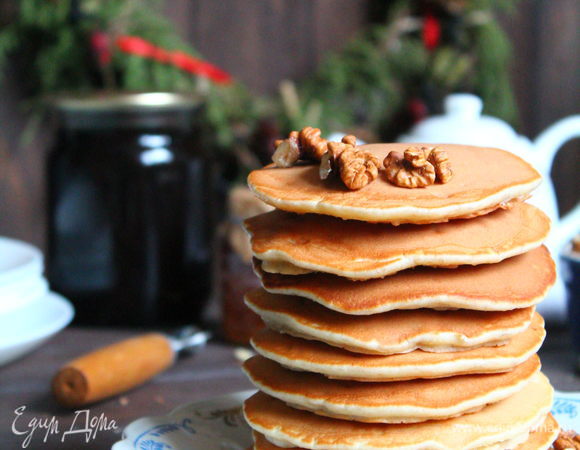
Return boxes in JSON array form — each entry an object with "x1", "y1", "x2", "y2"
[
  {"x1": 501, "y1": 0, "x2": 579, "y2": 216},
  {"x1": 0, "y1": 0, "x2": 577, "y2": 251}
]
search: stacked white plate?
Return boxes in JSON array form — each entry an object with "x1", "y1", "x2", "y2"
[{"x1": 0, "y1": 236, "x2": 74, "y2": 366}]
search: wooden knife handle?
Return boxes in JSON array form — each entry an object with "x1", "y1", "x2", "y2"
[{"x1": 52, "y1": 333, "x2": 175, "y2": 408}]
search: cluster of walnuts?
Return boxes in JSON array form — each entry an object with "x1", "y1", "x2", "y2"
[
  {"x1": 272, "y1": 127, "x2": 453, "y2": 190},
  {"x1": 552, "y1": 429, "x2": 580, "y2": 450}
]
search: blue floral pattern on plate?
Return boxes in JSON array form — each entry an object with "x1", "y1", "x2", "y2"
[
  {"x1": 112, "y1": 391, "x2": 255, "y2": 450},
  {"x1": 552, "y1": 390, "x2": 580, "y2": 431}
]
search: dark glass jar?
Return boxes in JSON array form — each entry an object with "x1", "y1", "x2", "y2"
[{"x1": 48, "y1": 93, "x2": 215, "y2": 326}]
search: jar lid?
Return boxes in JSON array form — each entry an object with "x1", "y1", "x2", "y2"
[{"x1": 53, "y1": 92, "x2": 201, "y2": 112}]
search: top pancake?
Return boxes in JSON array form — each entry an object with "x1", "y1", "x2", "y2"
[
  {"x1": 245, "y1": 203, "x2": 550, "y2": 280},
  {"x1": 248, "y1": 143, "x2": 541, "y2": 224}
]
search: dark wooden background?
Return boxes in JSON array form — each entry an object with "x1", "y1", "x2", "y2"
[{"x1": 0, "y1": 0, "x2": 578, "y2": 251}]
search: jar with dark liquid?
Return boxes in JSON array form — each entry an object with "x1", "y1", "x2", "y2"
[{"x1": 48, "y1": 93, "x2": 215, "y2": 326}]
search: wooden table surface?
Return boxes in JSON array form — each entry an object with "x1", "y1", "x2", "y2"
[{"x1": 0, "y1": 325, "x2": 578, "y2": 449}]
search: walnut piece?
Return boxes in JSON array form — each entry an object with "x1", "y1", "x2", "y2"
[
  {"x1": 553, "y1": 429, "x2": 580, "y2": 450},
  {"x1": 427, "y1": 147, "x2": 453, "y2": 183},
  {"x1": 338, "y1": 148, "x2": 380, "y2": 190},
  {"x1": 272, "y1": 131, "x2": 300, "y2": 167},
  {"x1": 384, "y1": 148, "x2": 436, "y2": 188},
  {"x1": 272, "y1": 127, "x2": 330, "y2": 167},
  {"x1": 319, "y1": 135, "x2": 357, "y2": 180},
  {"x1": 299, "y1": 126, "x2": 329, "y2": 161},
  {"x1": 404, "y1": 146, "x2": 430, "y2": 169},
  {"x1": 572, "y1": 234, "x2": 580, "y2": 253}
]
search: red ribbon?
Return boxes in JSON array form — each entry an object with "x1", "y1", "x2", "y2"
[
  {"x1": 116, "y1": 36, "x2": 233, "y2": 85},
  {"x1": 422, "y1": 13, "x2": 441, "y2": 51}
]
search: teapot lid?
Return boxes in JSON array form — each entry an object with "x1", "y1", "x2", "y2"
[{"x1": 399, "y1": 93, "x2": 527, "y2": 151}]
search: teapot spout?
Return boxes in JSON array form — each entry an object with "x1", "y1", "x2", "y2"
[{"x1": 533, "y1": 115, "x2": 580, "y2": 174}]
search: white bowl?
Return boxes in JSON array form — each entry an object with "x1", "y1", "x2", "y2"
[
  {"x1": 0, "y1": 291, "x2": 74, "y2": 366},
  {"x1": 0, "y1": 275, "x2": 49, "y2": 314},
  {"x1": 0, "y1": 236, "x2": 43, "y2": 285}
]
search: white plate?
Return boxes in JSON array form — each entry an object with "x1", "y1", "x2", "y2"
[
  {"x1": 0, "y1": 291, "x2": 74, "y2": 366},
  {"x1": 0, "y1": 275, "x2": 49, "y2": 314},
  {"x1": 113, "y1": 389, "x2": 580, "y2": 450},
  {"x1": 0, "y1": 236, "x2": 43, "y2": 285}
]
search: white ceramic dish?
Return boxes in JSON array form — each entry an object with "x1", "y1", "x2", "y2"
[
  {"x1": 0, "y1": 236, "x2": 43, "y2": 285},
  {"x1": 112, "y1": 389, "x2": 580, "y2": 450},
  {"x1": 0, "y1": 291, "x2": 74, "y2": 366},
  {"x1": 0, "y1": 274, "x2": 49, "y2": 314}
]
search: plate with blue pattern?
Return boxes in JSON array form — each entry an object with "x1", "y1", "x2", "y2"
[{"x1": 112, "y1": 390, "x2": 255, "y2": 450}]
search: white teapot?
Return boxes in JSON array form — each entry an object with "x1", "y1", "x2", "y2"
[{"x1": 399, "y1": 93, "x2": 580, "y2": 321}]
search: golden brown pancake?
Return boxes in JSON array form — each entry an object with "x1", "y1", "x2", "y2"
[
  {"x1": 251, "y1": 313, "x2": 545, "y2": 381},
  {"x1": 253, "y1": 431, "x2": 299, "y2": 450},
  {"x1": 244, "y1": 203, "x2": 550, "y2": 279},
  {"x1": 245, "y1": 289, "x2": 535, "y2": 354},
  {"x1": 243, "y1": 355, "x2": 540, "y2": 423},
  {"x1": 517, "y1": 414, "x2": 560, "y2": 450},
  {"x1": 248, "y1": 143, "x2": 541, "y2": 225},
  {"x1": 251, "y1": 414, "x2": 559, "y2": 449},
  {"x1": 244, "y1": 372, "x2": 553, "y2": 449},
  {"x1": 253, "y1": 246, "x2": 555, "y2": 314}
]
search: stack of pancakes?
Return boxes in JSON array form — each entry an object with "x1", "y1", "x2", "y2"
[{"x1": 241, "y1": 143, "x2": 560, "y2": 449}]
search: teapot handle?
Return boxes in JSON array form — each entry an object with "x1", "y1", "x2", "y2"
[
  {"x1": 549, "y1": 203, "x2": 580, "y2": 256},
  {"x1": 533, "y1": 115, "x2": 580, "y2": 174},
  {"x1": 533, "y1": 115, "x2": 580, "y2": 254}
]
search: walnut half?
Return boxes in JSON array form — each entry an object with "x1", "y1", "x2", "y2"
[
  {"x1": 299, "y1": 126, "x2": 329, "y2": 161},
  {"x1": 384, "y1": 146, "x2": 452, "y2": 188},
  {"x1": 338, "y1": 148, "x2": 380, "y2": 190},
  {"x1": 427, "y1": 147, "x2": 453, "y2": 183},
  {"x1": 319, "y1": 135, "x2": 357, "y2": 180},
  {"x1": 384, "y1": 147, "x2": 435, "y2": 188},
  {"x1": 319, "y1": 135, "x2": 379, "y2": 190}
]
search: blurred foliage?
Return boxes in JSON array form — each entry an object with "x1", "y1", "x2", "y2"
[
  {"x1": 276, "y1": 0, "x2": 519, "y2": 140},
  {"x1": 0, "y1": 0, "x2": 257, "y2": 149},
  {"x1": 0, "y1": 0, "x2": 520, "y2": 161}
]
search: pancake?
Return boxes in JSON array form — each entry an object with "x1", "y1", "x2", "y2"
[
  {"x1": 245, "y1": 289, "x2": 535, "y2": 354},
  {"x1": 251, "y1": 414, "x2": 559, "y2": 449},
  {"x1": 253, "y1": 246, "x2": 555, "y2": 314},
  {"x1": 244, "y1": 203, "x2": 550, "y2": 280},
  {"x1": 243, "y1": 355, "x2": 540, "y2": 423},
  {"x1": 244, "y1": 372, "x2": 553, "y2": 450},
  {"x1": 517, "y1": 414, "x2": 560, "y2": 450},
  {"x1": 251, "y1": 313, "x2": 545, "y2": 381},
  {"x1": 248, "y1": 143, "x2": 541, "y2": 225}
]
